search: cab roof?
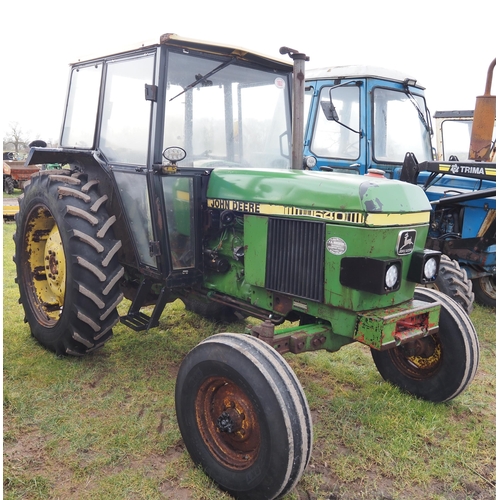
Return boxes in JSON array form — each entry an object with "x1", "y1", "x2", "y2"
[
  {"x1": 306, "y1": 64, "x2": 425, "y2": 89},
  {"x1": 72, "y1": 33, "x2": 293, "y2": 73}
]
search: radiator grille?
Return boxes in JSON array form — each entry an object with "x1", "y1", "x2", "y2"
[{"x1": 265, "y1": 218, "x2": 325, "y2": 302}]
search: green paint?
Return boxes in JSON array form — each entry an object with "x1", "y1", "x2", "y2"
[
  {"x1": 243, "y1": 215, "x2": 268, "y2": 287},
  {"x1": 207, "y1": 168, "x2": 431, "y2": 215},
  {"x1": 323, "y1": 223, "x2": 429, "y2": 311},
  {"x1": 200, "y1": 167, "x2": 440, "y2": 352},
  {"x1": 355, "y1": 299, "x2": 441, "y2": 349}
]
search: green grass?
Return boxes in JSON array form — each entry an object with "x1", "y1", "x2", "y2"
[
  {"x1": 3, "y1": 188, "x2": 22, "y2": 199},
  {"x1": 3, "y1": 221, "x2": 496, "y2": 499}
]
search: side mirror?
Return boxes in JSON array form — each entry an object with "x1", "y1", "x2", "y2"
[{"x1": 320, "y1": 101, "x2": 339, "y2": 121}]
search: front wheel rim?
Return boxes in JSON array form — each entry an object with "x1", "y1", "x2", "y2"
[
  {"x1": 390, "y1": 335, "x2": 443, "y2": 378},
  {"x1": 195, "y1": 376, "x2": 261, "y2": 470}
]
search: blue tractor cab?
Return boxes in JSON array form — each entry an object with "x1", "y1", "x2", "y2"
[{"x1": 304, "y1": 66, "x2": 496, "y2": 309}]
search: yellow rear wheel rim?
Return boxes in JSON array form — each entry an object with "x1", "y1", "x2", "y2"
[{"x1": 25, "y1": 207, "x2": 66, "y2": 323}]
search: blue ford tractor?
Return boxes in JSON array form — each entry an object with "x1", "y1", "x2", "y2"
[{"x1": 303, "y1": 63, "x2": 496, "y2": 310}]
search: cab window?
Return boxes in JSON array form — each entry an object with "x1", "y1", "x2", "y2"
[
  {"x1": 163, "y1": 51, "x2": 291, "y2": 169},
  {"x1": 373, "y1": 87, "x2": 432, "y2": 163},
  {"x1": 99, "y1": 54, "x2": 156, "y2": 165},
  {"x1": 61, "y1": 63, "x2": 102, "y2": 149},
  {"x1": 310, "y1": 85, "x2": 360, "y2": 160}
]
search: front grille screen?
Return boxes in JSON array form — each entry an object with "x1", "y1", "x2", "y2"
[{"x1": 265, "y1": 218, "x2": 325, "y2": 302}]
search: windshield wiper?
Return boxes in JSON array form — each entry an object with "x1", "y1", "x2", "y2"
[
  {"x1": 169, "y1": 58, "x2": 235, "y2": 101},
  {"x1": 403, "y1": 79, "x2": 433, "y2": 135}
]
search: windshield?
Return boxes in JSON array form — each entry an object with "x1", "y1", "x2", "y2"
[
  {"x1": 373, "y1": 88, "x2": 433, "y2": 163},
  {"x1": 310, "y1": 85, "x2": 360, "y2": 160},
  {"x1": 163, "y1": 51, "x2": 291, "y2": 169},
  {"x1": 440, "y1": 119, "x2": 473, "y2": 161}
]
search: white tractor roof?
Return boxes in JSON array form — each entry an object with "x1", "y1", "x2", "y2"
[
  {"x1": 72, "y1": 33, "x2": 293, "y2": 73},
  {"x1": 306, "y1": 65, "x2": 425, "y2": 89}
]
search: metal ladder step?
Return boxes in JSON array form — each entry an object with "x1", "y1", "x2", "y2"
[{"x1": 120, "y1": 311, "x2": 159, "y2": 331}]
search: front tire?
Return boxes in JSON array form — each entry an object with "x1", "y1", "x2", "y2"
[
  {"x1": 14, "y1": 170, "x2": 124, "y2": 356},
  {"x1": 175, "y1": 333, "x2": 312, "y2": 499},
  {"x1": 421, "y1": 255, "x2": 474, "y2": 314},
  {"x1": 371, "y1": 288, "x2": 479, "y2": 402},
  {"x1": 472, "y1": 275, "x2": 496, "y2": 308}
]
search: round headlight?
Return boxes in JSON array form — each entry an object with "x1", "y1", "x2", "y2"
[
  {"x1": 303, "y1": 156, "x2": 317, "y2": 169},
  {"x1": 385, "y1": 264, "x2": 399, "y2": 288},
  {"x1": 424, "y1": 258, "x2": 438, "y2": 280}
]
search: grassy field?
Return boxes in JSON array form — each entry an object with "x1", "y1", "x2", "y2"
[
  {"x1": 3, "y1": 220, "x2": 496, "y2": 500},
  {"x1": 3, "y1": 191, "x2": 20, "y2": 199}
]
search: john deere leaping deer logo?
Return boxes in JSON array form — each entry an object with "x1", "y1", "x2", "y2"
[{"x1": 396, "y1": 230, "x2": 416, "y2": 255}]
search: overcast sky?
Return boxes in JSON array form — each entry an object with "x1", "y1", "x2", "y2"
[{"x1": 1, "y1": 0, "x2": 497, "y2": 145}]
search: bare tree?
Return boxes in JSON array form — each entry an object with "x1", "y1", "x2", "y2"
[{"x1": 3, "y1": 122, "x2": 30, "y2": 156}]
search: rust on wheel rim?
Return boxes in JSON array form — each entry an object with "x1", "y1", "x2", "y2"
[
  {"x1": 24, "y1": 206, "x2": 66, "y2": 325},
  {"x1": 195, "y1": 376, "x2": 261, "y2": 469},
  {"x1": 391, "y1": 335, "x2": 443, "y2": 378}
]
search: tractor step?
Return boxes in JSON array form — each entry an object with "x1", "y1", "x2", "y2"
[
  {"x1": 120, "y1": 278, "x2": 170, "y2": 332},
  {"x1": 120, "y1": 312, "x2": 159, "y2": 331}
]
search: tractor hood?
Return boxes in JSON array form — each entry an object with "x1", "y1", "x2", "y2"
[{"x1": 206, "y1": 168, "x2": 431, "y2": 227}]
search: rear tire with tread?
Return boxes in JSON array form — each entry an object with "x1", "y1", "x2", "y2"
[
  {"x1": 14, "y1": 170, "x2": 124, "y2": 356},
  {"x1": 4, "y1": 176, "x2": 14, "y2": 194},
  {"x1": 472, "y1": 275, "x2": 496, "y2": 308}
]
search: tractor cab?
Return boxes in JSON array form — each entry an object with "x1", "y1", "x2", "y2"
[
  {"x1": 51, "y1": 35, "x2": 294, "y2": 294},
  {"x1": 304, "y1": 64, "x2": 496, "y2": 309},
  {"x1": 303, "y1": 66, "x2": 434, "y2": 176}
]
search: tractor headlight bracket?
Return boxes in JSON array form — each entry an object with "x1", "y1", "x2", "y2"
[
  {"x1": 407, "y1": 250, "x2": 441, "y2": 284},
  {"x1": 340, "y1": 257, "x2": 402, "y2": 294}
]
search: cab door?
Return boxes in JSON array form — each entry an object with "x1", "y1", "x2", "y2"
[
  {"x1": 155, "y1": 168, "x2": 205, "y2": 287},
  {"x1": 304, "y1": 78, "x2": 367, "y2": 173},
  {"x1": 97, "y1": 47, "x2": 204, "y2": 287}
]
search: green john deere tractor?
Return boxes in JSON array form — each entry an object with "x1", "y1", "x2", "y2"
[{"x1": 14, "y1": 34, "x2": 479, "y2": 499}]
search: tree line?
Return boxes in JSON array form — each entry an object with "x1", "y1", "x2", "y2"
[{"x1": 3, "y1": 123, "x2": 57, "y2": 159}]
